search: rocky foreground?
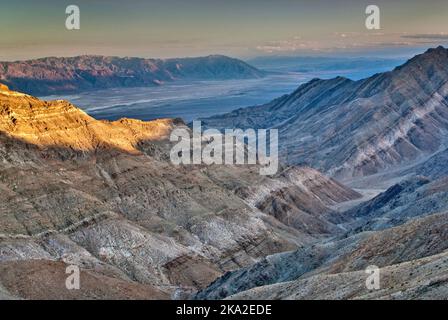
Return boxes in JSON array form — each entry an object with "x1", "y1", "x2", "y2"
[
  {"x1": 196, "y1": 192, "x2": 448, "y2": 300},
  {"x1": 0, "y1": 84, "x2": 358, "y2": 299}
]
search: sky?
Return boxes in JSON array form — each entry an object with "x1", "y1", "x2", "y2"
[{"x1": 1, "y1": 0, "x2": 448, "y2": 61}]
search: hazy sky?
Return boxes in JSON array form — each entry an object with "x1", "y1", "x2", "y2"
[{"x1": 1, "y1": 0, "x2": 448, "y2": 60}]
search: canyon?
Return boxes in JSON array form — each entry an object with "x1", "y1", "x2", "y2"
[
  {"x1": 194, "y1": 47, "x2": 448, "y2": 300},
  {"x1": 2, "y1": 46, "x2": 448, "y2": 300},
  {"x1": 0, "y1": 83, "x2": 359, "y2": 299}
]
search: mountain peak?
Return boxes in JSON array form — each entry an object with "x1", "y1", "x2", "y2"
[
  {"x1": 420, "y1": 45, "x2": 448, "y2": 60},
  {"x1": 0, "y1": 82, "x2": 30, "y2": 97},
  {"x1": 427, "y1": 45, "x2": 447, "y2": 52},
  {"x1": 0, "y1": 83, "x2": 9, "y2": 91},
  {"x1": 397, "y1": 46, "x2": 448, "y2": 71}
]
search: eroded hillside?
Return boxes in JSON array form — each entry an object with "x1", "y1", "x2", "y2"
[{"x1": 0, "y1": 84, "x2": 358, "y2": 299}]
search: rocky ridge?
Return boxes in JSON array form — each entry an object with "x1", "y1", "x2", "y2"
[{"x1": 201, "y1": 46, "x2": 448, "y2": 181}]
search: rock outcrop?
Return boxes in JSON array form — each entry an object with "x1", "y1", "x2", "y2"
[
  {"x1": 196, "y1": 206, "x2": 448, "y2": 300},
  {"x1": 228, "y1": 249, "x2": 448, "y2": 300},
  {"x1": 339, "y1": 176, "x2": 448, "y2": 232}
]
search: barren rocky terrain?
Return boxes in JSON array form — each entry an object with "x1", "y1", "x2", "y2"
[
  {"x1": 227, "y1": 249, "x2": 448, "y2": 300},
  {"x1": 201, "y1": 46, "x2": 448, "y2": 181},
  {"x1": 194, "y1": 47, "x2": 448, "y2": 300},
  {"x1": 196, "y1": 205, "x2": 448, "y2": 300},
  {"x1": 2, "y1": 47, "x2": 448, "y2": 301},
  {"x1": 0, "y1": 83, "x2": 358, "y2": 299}
]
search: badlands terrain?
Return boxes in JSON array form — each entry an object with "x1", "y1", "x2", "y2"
[
  {"x1": 0, "y1": 83, "x2": 359, "y2": 299},
  {"x1": 197, "y1": 47, "x2": 448, "y2": 300},
  {"x1": 1, "y1": 47, "x2": 448, "y2": 300}
]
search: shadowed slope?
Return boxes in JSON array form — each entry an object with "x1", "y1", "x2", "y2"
[{"x1": 201, "y1": 47, "x2": 448, "y2": 180}]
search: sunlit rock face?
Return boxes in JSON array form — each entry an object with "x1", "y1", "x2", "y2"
[
  {"x1": 201, "y1": 46, "x2": 448, "y2": 181},
  {"x1": 0, "y1": 87, "x2": 359, "y2": 299},
  {"x1": 0, "y1": 88, "x2": 176, "y2": 153}
]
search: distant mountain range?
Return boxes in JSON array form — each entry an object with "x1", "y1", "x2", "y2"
[
  {"x1": 202, "y1": 46, "x2": 448, "y2": 182},
  {"x1": 247, "y1": 55, "x2": 405, "y2": 76},
  {"x1": 0, "y1": 55, "x2": 265, "y2": 96}
]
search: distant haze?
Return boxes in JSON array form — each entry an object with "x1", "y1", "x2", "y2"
[{"x1": 1, "y1": 0, "x2": 448, "y2": 60}]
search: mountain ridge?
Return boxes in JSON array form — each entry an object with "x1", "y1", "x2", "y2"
[
  {"x1": 195, "y1": 180, "x2": 448, "y2": 300},
  {"x1": 0, "y1": 55, "x2": 265, "y2": 96},
  {"x1": 201, "y1": 46, "x2": 448, "y2": 181},
  {"x1": 0, "y1": 82, "x2": 178, "y2": 154}
]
